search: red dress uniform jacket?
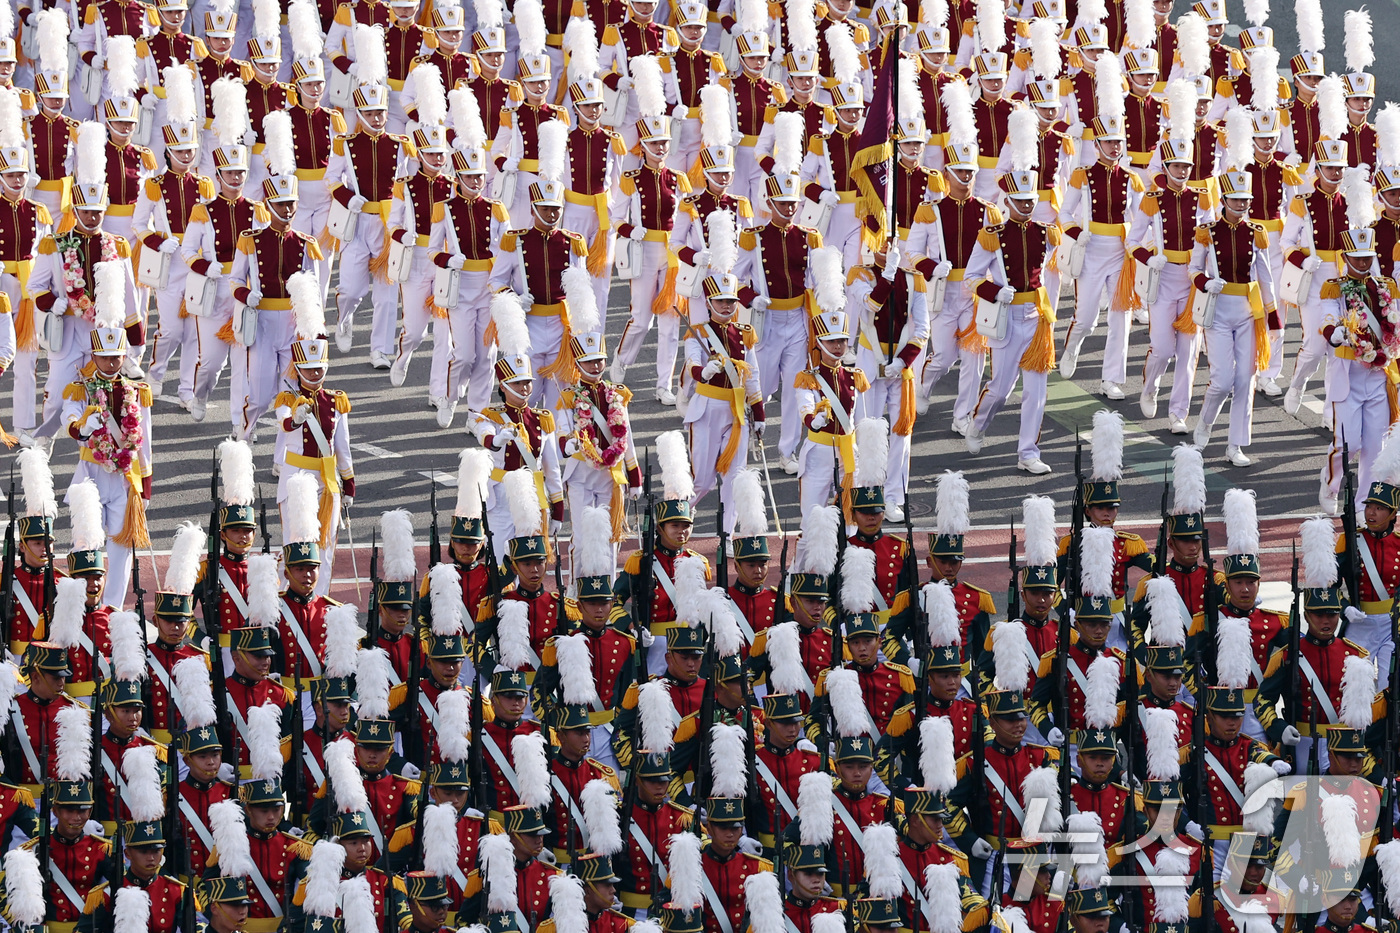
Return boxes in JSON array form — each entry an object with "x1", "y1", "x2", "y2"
[
  {"x1": 141, "y1": 29, "x2": 202, "y2": 69},
  {"x1": 141, "y1": 173, "x2": 204, "y2": 251},
  {"x1": 956, "y1": 741, "x2": 1057, "y2": 839},
  {"x1": 393, "y1": 678, "x2": 466, "y2": 765},
  {"x1": 1057, "y1": 529, "x2": 1151, "y2": 603},
  {"x1": 105, "y1": 142, "x2": 153, "y2": 210},
  {"x1": 67, "y1": 606, "x2": 112, "y2": 685},
  {"x1": 83, "y1": 0, "x2": 151, "y2": 48},
  {"x1": 146, "y1": 641, "x2": 205, "y2": 736},
  {"x1": 617, "y1": 164, "x2": 682, "y2": 236},
  {"x1": 244, "y1": 78, "x2": 294, "y2": 131},
  {"x1": 504, "y1": 228, "x2": 581, "y2": 304},
  {"x1": 1006, "y1": 889, "x2": 1064, "y2": 933},
  {"x1": 700, "y1": 844, "x2": 771, "y2": 933},
  {"x1": 1124, "y1": 93, "x2": 1162, "y2": 164},
  {"x1": 925, "y1": 696, "x2": 979, "y2": 762},
  {"x1": 468, "y1": 74, "x2": 520, "y2": 144},
  {"x1": 42, "y1": 832, "x2": 110, "y2": 923},
  {"x1": 1132, "y1": 184, "x2": 1205, "y2": 266},
  {"x1": 193, "y1": 553, "x2": 251, "y2": 632},
  {"x1": 232, "y1": 226, "x2": 322, "y2": 304},
  {"x1": 1246, "y1": 157, "x2": 1297, "y2": 226},
  {"x1": 973, "y1": 95, "x2": 1013, "y2": 166},
  {"x1": 30, "y1": 112, "x2": 76, "y2": 186},
  {"x1": 331, "y1": 132, "x2": 405, "y2": 204},
  {"x1": 1344, "y1": 122, "x2": 1377, "y2": 170},
  {"x1": 359, "y1": 768, "x2": 418, "y2": 865},
  {"x1": 498, "y1": 587, "x2": 568, "y2": 666},
  {"x1": 727, "y1": 583, "x2": 779, "y2": 648},
  {"x1": 1070, "y1": 778, "x2": 1133, "y2": 847},
  {"x1": 96, "y1": 731, "x2": 162, "y2": 823},
  {"x1": 195, "y1": 55, "x2": 245, "y2": 118},
  {"x1": 618, "y1": 546, "x2": 709, "y2": 635},
  {"x1": 12, "y1": 690, "x2": 78, "y2": 784},
  {"x1": 898, "y1": 839, "x2": 978, "y2": 929},
  {"x1": 847, "y1": 533, "x2": 910, "y2": 617},
  {"x1": 891, "y1": 160, "x2": 938, "y2": 234},
  {"x1": 83, "y1": 871, "x2": 186, "y2": 933},
  {"x1": 392, "y1": 170, "x2": 453, "y2": 246},
  {"x1": 672, "y1": 46, "x2": 723, "y2": 110},
  {"x1": 1192, "y1": 733, "x2": 1277, "y2": 828},
  {"x1": 785, "y1": 896, "x2": 845, "y2": 933},
  {"x1": 9, "y1": 563, "x2": 53, "y2": 647},
  {"x1": 384, "y1": 20, "x2": 426, "y2": 82},
  {"x1": 618, "y1": 799, "x2": 692, "y2": 902},
  {"x1": 0, "y1": 196, "x2": 49, "y2": 279},
  {"x1": 225, "y1": 673, "x2": 294, "y2": 767},
  {"x1": 547, "y1": 756, "x2": 619, "y2": 850},
  {"x1": 736, "y1": 223, "x2": 819, "y2": 305},
  {"x1": 733, "y1": 71, "x2": 785, "y2": 139},
  {"x1": 1120, "y1": 835, "x2": 1202, "y2": 921},
  {"x1": 753, "y1": 741, "x2": 821, "y2": 835},
  {"x1": 178, "y1": 776, "x2": 234, "y2": 876},
  {"x1": 290, "y1": 103, "x2": 345, "y2": 171},
  {"x1": 480, "y1": 717, "x2": 542, "y2": 812},
  {"x1": 566, "y1": 126, "x2": 619, "y2": 197},
  {"x1": 1214, "y1": 883, "x2": 1285, "y2": 933},
  {"x1": 498, "y1": 103, "x2": 570, "y2": 169},
  {"x1": 830, "y1": 789, "x2": 889, "y2": 886},
  {"x1": 916, "y1": 193, "x2": 998, "y2": 277},
  {"x1": 411, "y1": 51, "x2": 474, "y2": 96},
  {"x1": 1288, "y1": 96, "x2": 1321, "y2": 160},
  {"x1": 188, "y1": 196, "x2": 260, "y2": 273},
  {"x1": 1218, "y1": 603, "x2": 1286, "y2": 692},
  {"x1": 1354, "y1": 527, "x2": 1400, "y2": 609},
  {"x1": 1287, "y1": 186, "x2": 1349, "y2": 266},
  {"x1": 206, "y1": 830, "x2": 311, "y2": 921},
  {"x1": 278, "y1": 590, "x2": 333, "y2": 680}
]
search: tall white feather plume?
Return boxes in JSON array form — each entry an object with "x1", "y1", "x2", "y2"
[
  {"x1": 708, "y1": 208, "x2": 738, "y2": 277},
  {"x1": 54, "y1": 702, "x2": 92, "y2": 781},
  {"x1": 1319, "y1": 75, "x2": 1346, "y2": 141},
  {"x1": 827, "y1": 667, "x2": 876, "y2": 737},
  {"x1": 631, "y1": 55, "x2": 666, "y2": 118},
  {"x1": 355, "y1": 646, "x2": 395, "y2": 720},
  {"x1": 491, "y1": 290, "x2": 531, "y2": 358},
  {"x1": 710, "y1": 723, "x2": 748, "y2": 797},
  {"x1": 246, "y1": 702, "x2": 285, "y2": 782},
  {"x1": 414, "y1": 63, "x2": 448, "y2": 128},
  {"x1": 107, "y1": 35, "x2": 138, "y2": 99},
  {"x1": 840, "y1": 546, "x2": 878, "y2": 614},
  {"x1": 562, "y1": 265, "x2": 599, "y2": 335},
  {"x1": 657, "y1": 430, "x2": 695, "y2": 501},
  {"x1": 1171, "y1": 443, "x2": 1206, "y2": 515},
  {"x1": 1145, "y1": 577, "x2": 1186, "y2": 647},
  {"x1": 942, "y1": 78, "x2": 976, "y2": 147},
  {"x1": 919, "y1": 716, "x2": 956, "y2": 793},
  {"x1": 1142, "y1": 706, "x2": 1181, "y2": 780},
  {"x1": 113, "y1": 885, "x2": 151, "y2": 933},
  {"x1": 1243, "y1": 0, "x2": 1268, "y2": 26},
  {"x1": 218, "y1": 437, "x2": 255, "y2": 507},
  {"x1": 1023, "y1": 495, "x2": 1058, "y2": 566},
  {"x1": 1223, "y1": 488, "x2": 1260, "y2": 556},
  {"x1": 1003, "y1": 907, "x2": 1033, "y2": 933},
  {"x1": 108, "y1": 610, "x2": 146, "y2": 683},
  {"x1": 797, "y1": 505, "x2": 841, "y2": 576},
  {"x1": 1345, "y1": 9, "x2": 1373, "y2": 73},
  {"x1": 549, "y1": 871, "x2": 588, "y2": 933},
  {"x1": 354, "y1": 24, "x2": 388, "y2": 85},
  {"x1": 1084, "y1": 655, "x2": 1121, "y2": 729},
  {"x1": 497, "y1": 600, "x2": 534, "y2": 671},
  {"x1": 36, "y1": 8, "x2": 69, "y2": 74},
  {"x1": 701, "y1": 83, "x2": 735, "y2": 149},
  {"x1": 826, "y1": 23, "x2": 861, "y2": 86},
  {"x1": 1030, "y1": 17, "x2": 1061, "y2": 79},
  {"x1": 921, "y1": 0, "x2": 948, "y2": 28},
  {"x1": 1301, "y1": 515, "x2": 1339, "y2": 590},
  {"x1": 1166, "y1": 78, "x2": 1198, "y2": 140},
  {"x1": 772, "y1": 111, "x2": 804, "y2": 177},
  {"x1": 1020, "y1": 767, "x2": 1063, "y2": 838},
  {"x1": 934, "y1": 470, "x2": 971, "y2": 536},
  {"x1": 303, "y1": 841, "x2": 346, "y2": 917},
  {"x1": 1341, "y1": 655, "x2": 1378, "y2": 730},
  {"x1": 1176, "y1": 13, "x2": 1209, "y2": 76},
  {"x1": 863, "y1": 822, "x2": 902, "y2": 898},
  {"x1": 733, "y1": 469, "x2": 768, "y2": 538},
  {"x1": 1322, "y1": 792, "x2": 1362, "y2": 867},
  {"x1": 853, "y1": 417, "x2": 890, "y2": 488},
  {"x1": 341, "y1": 874, "x2": 378, "y2": 933},
  {"x1": 163, "y1": 65, "x2": 198, "y2": 126},
  {"x1": 924, "y1": 581, "x2": 959, "y2": 648},
  {"x1": 1377, "y1": 842, "x2": 1400, "y2": 914},
  {"x1": 1009, "y1": 107, "x2": 1039, "y2": 172},
  {"x1": 512, "y1": 732, "x2": 552, "y2": 809},
  {"x1": 798, "y1": 771, "x2": 834, "y2": 844},
  {"x1": 991, "y1": 621, "x2": 1032, "y2": 692},
  {"x1": 736, "y1": 0, "x2": 768, "y2": 34},
  {"x1": 638, "y1": 679, "x2": 677, "y2": 752},
  {"x1": 924, "y1": 863, "x2": 962, "y2": 933},
  {"x1": 45, "y1": 577, "x2": 84, "y2": 649},
  {"x1": 455, "y1": 448, "x2": 491, "y2": 520},
  {"x1": 537, "y1": 119, "x2": 567, "y2": 183},
  {"x1": 474, "y1": 0, "x2": 504, "y2": 29},
  {"x1": 325, "y1": 738, "x2": 370, "y2": 814},
  {"x1": 703, "y1": 589, "x2": 744, "y2": 658},
  {"x1": 668, "y1": 832, "x2": 704, "y2": 911},
  {"x1": 480, "y1": 833, "x2": 519, "y2": 912},
  {"x1": 245, "y1": 551, "x2": 281, "y2": 627},
  {"x1": 581, "y1": 779, "x2": 623, "y2": 855},
  {"x1": 449, "y1": 86, "x2": 488, "y2": 151},
  {"x1": 1344, "y1": 165, "x2": 1377, "y2": 230},
  {"x1": 92, "y1": 260, "x2": 127, "y2": 330},
  {"x1": 379, "y1": 509, "x2": 416, "y2": 582},
  {"x1": 288, "y1": 270, "x2": 324, "y2": 340},
  {"x1": 1068, "y1": 812, "x2": 1108, "y2": 887},
  {"x1": 769, "y1": 621, "x2": 815, "y2": 696},
  {"x1": 1378, "y1": 102, "x2": 1400, "y2": 168},
  {"x1": 3, "y1": 848, "x2": 44, "y2": 927},
  {"x1": 253, "y1": 0, "x2": 280, "y2": 39},
  {"x1": 1096, "y1": 51, "x2": 1125, "y2": 123},
  {"x1": 1225, "y1": 106, "x2": 1254, "y2": 172},
  {"x1": 1151, "y1": 848, "x2": 1192, "y2": 922},
  {"x1": 122, "y1": 744, "x2": 164, "y2": 822},
  {"x1": 209, "y1": 799, "x2": 255, "y2": 877},
  {"x1": 289, "y1": 0, "x2": 323, "y2": 60},
  {"x1": 975, "y1": 0, "x2": 1004, "y2": 53},
  {"x1": 423, "y1": 803, "x2": 461, "y2": 876},
  {"x1": 74, "y1": 121, "x2": 106, "y2": 187},
  {"x1": 744, "y1": 872, "x2": 784, "y2": 933},
  {"x1": 1295, "y1": 0, "x2": 1323, "y2": 54},
  {"x1": 812, "y1": 246, "x2": 847, "y2": 315},
  {"x1": 571, "y1": 505, "x2": 615, "y2": 584},
  {"x1": 787, "y1": 0, "x2": 818, "y2": 51},
  {"x1": 1215, "y1": 616, "x2": 1252, "y2": 689},
  {"x1": 1125, "y1": 0, "x2": 1154, "y2": 49},
  {"x1": 898, "y1": 57, "x2": 922, "y2": 124},
  {"x1": 436, "y1": 689, "x2": 472, "y2": 762},
  {"x1": 1080, "y1": 526, "x2": 1117, "y2": 598},
  {"x1": 428, "y1": 563, "x2": 464, "y2": 635},
  {"x1": 556, "y1": 633, "x2": 600, "y2": 707},
  {"x1": 564, "y1": 19, "x2": 600, "y2": 85},
  {"x1": 1249, "y1": 47, "x2": 1280, "y2": 112},
  {"x1": 211, "y1": 76, "x2": 249, "y2": 147},
  {"x1": 166, "y1": 521, "x2": 204, "y2": 597},
  {"x1": 172, "y1": 656, "x2": 216, "y2": 728},
  {"x1": 1078, "y1": 0, "x2": 1106, "y2": 24}
]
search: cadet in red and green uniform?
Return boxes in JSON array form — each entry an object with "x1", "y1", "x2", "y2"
[{"x1": 615, "y1": 492, "x2": 711, "y2": 676}]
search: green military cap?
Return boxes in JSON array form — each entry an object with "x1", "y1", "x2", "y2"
[
  {"x1": 428, "y1": 632, "x2": 466, "y2": 660},
  {"x1": 503, "y1": 806, "x2": 547, "y2": 835},
  {"x1": 660, "y1": 905, "x2": 706, "y2": 933},
  {"x1": 785, "y1": 843, "x2": 829, "y2": 872},
  {"x1": 851, "y1": 485, "x2": 886, "y2": 512},
  {"x1": 488, "y1": 913, "x2": 525, "y2": 933},
  {"x1": 1076, "y1": 727, "x2": 1117, "y2": 755},
  {"x1": 789, "y1": 572, "x2": 829, "y2": 599},
  {"x1": 555, "y1": 703, "x2": 592, "y2": 731},
  {"x1": 179, "y1": 724, "x2": 222, "y2": 755},
  {"x1": 315, "y1": 676, "x2": 355, "y2": 704},
  {"x1": 638, "y1": 752, "x2": 672, "y2": 780},
  {"x1": 985, "y1": 688, "x2": 1027, "y2": 719},
  {"x1": 230, "y1": 625, "x2": 276, "y2": 656},
  {"x1": 706, "y1": 797, "x2": 745, "y2": 824},
  {"x1": 1143, "y1": 645, "x2": 1185, "y2": 673},
  {"x1": 24, "y1": 642, "x2": 71, "y2": 676},
  {"x1": 507, "y1": 534, "x2": 547, "y2": 563},
  {"x1": 67, "y1": 549, "x2": 105, "y2": 576},
  {"x1": 857, "y1": 898, "x2": 901, "y2": 928},
  {"x1": 353, "y1": 717, "x2": 397, "y2": 746},
  {"x1": 103, "y1": 679, "x2": 144, "y2": 707},
  {"x1": 240, "y1": 776, "x2": 286, "y2": 807},
  {"x1": 221, "y1": 504, "x2": 257, "y2": 529},
  {"x1": 1021, "y1": 564, "x2": 1059, "y2": 591},
  {"x1": 452, "y1": 516, "x2": 486, "y2": 542},
  {"x1": 1006, "y1": 840, "x2": 1055, "y2": 871},
  {"x1": 492, "y1": 669, "x2": 529, "y2": 695},
  {"x1": 1081, "y1": 481, "x2": 1120, "y2": 508},
  {"x1": 52, "y1": 779, "x2": 94, "y2": 807},
  {"x1": 656, "y1": 498, "x2": 694, "y2": 525},
  {"x1": 154, "y1": 592, "x2": 195, "y2": 617},
  {"x1": 1222, "y1": 553, "x2": 1260, "y2": 579},
  {"x1": 667, "y1": 625, "x2": 707, "y2": 654},
  {"x1": 901, "y1": 788, "x2": 951, "y2": 818},
  {"x1": 1226, "y1": 832, "x2": 1273, "y2": 866},
  {"x1": 715, "y1": 653, "x2": 744, "y2": 683},
  {"x1": 1140, "y1": 780, "x2": 1184, "y2": 806},
  {"x1": 15, "y1": 515, "x2": 52, "y2": 541},
  {"x1": 846, "y1": 612, "x2": 881, "y2": 639},
  {"x1": 575, "y1": 574, "x2": 614, "y2": 600},
  {"x1": 330, "y1": 810, "x2": 374, "y2": 839},
  {"x1": 836, "y1": 735, "x2": 874, "y2": 762},
  {"x1": 1304, "y1": 586, "x2": 1345, "y2": 614},
  {"x1": 376, "y1": 580, "x2": 414, "y2": 608},
  {"x1": 929, "y1": 533, "x2": 965, "y2": 559},
  {"x1": 576, "y1": 853, "x2": 622, "y2": 884},
  {"x1": 428, "y1": 759, "x2": 472, "y2": 787},
  {"x1": 1166, "y1": 512, "x2": 1204, "y2": 539},
  {"x1": 763, "y1": 694, "x2": 803, "y2": 721},
  {"x1": 123, "y1": 819, "x2": 166, "y2": 847},
  {"x1": 733, "y1": 535, "x2": 771, "y2": 560},
  {"x1": 283, "y1": 540, "x2": 322, "y2": 566},
  {"x1": 1326, "y1": 725, "x2": 1368, "y2": 758},
  {"x1": 1319, "y1": 868, "x2": 1362, "y2": 898},
  {"x1": 1066, "y1": 887, "x2": 1114, "y2": 917},
  {"x1": 926, "y1": 641, "x2": 963, "y2": 672},
  {"x1": 1366, "y1": 481, "x2": 1400, "y2": 513},
  {"x1": 406, "y1": 871, "x2": 454, "y2": 905},
  {"x1": 1075, "y1": 595, "x2": 1114, "y2": 622},
  {"x1": 1205, "y1": 685, "x2": 1246, "y2": 715},
  {"x1": 203, "y1": 876, "x2": 253, "y2": 906}
]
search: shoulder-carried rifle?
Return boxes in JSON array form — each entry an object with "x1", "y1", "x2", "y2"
[
  {"x1": 1197, "y1": 527, "x2": 1217, "y2": 933},
  {"x1": 291, "y1": 663, "x2": 306, "y2": 827},
  {"x1": 0, "y1": 465, "x2": 15, "y2": 657},
  {"x1": 429, "y1": 477, "x2": 442, "y2": 569},
  {"x1": 205, "y1": 453, "x2": 232, "y2": 761},
  {"x1": 1340, "y1": 433, "x2": 1361, "y2": 613},
  {"x1": 637, "y1": 452, "x2": 656, "y2": 652},
  {"x1": 367, "y1": 529, "x2": 380, "y2": 648},
  {"x1": 1058, "y1": 435, "x2": 1085, "y2": 832},
  {"x1": 258, "y1": 485, "x2": 272, "y2": 555},
  {"x1": 693, "y1": 629, "x2": 719, "y2": 805},
  {"x1": 1287, "y1": 541, "x2": 1302, "y2": 772}
]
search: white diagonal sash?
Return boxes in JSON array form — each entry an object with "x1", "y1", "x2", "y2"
[
  {"x1": 727, "y1": 597, "x2": 757, "y2": 644},
  {"x1": 9, "y1": 708, "x2": 40, "y2": 780},
  {"x1": 813, "y1": 370, "x2": 854, "y2": 435},
  {"x1": 831, "y1": 792, "x2": 870, "y2": 854},
  {"x1": 146, "y1": 651, "x2": 189, "y2": 725},
  {"x1": 246, "y1": 857, "x2": 285, "y2": 917},
  {"x1": 1203, "y1": 750, "x2": 1245, "y2": 808},
  {"x1": 1359, "y1": 536, "x2": 1390, "y2": 604},
  {"x1": 983, "y1": 762, "x2": 1027, "y2": 827},
  {"x1": 550, "y1": 774, "x2": 589, "y2": 846},
  {"x1": 10, "y1": 580, "x2": 39, "y2": 632},
  {"x1": 279, "y1": 599, "x2": 323, "y2": 677},
  {"x1": 654, "y1": 562, "x2": 677, "y2": 606},
  {"x1": 700, "y1": 869, "x2": 736, "y2": 933},
  {"x1": 1296, "y1": 656, "x2": 1340, "y2": 724},
  {"x1": 218, "y1": 567, "x2": 251, "y2": 621},
  {"x1": 895, "y1": 860, "x2": 937, "y2": 929},
  {"x1": 700, "y1": 324, "x2": 744, "y2": 394},
  {"x1": 101, "y1": 750, "x2": 130, "y2": 801},
  {"x1": 479, "y1": 728, "x2": 521, "y2": 794},
  {"x1": 753, "y1": 757, "x2": 797, "y2": 818},
  {"x1": 179, "y1": 795, "x2": 217, "y2": 852},
  {"x1": 48, "y1": 858, "x2": 86, "y2": 914}
]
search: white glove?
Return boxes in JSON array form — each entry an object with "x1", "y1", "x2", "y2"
[
  {"x1": 80, "y1": 413, "x2": 104, "y2": 436},
  {"x1": 770, "y1": 46, "x2": 785, "y2": 63},
  {"x1": 614, "y1": 76, "x2": 633, "y2": 93},
  {"x1": 701, "y1": 359, "x2": 723, "y2": 380},
  {"x1": 885, "y1": 242, "x2": 902, "y2": 270},
  {"x1": 345, "y1": 61, "x2": 360, "y2": 78},
  {"x1": 971, "y1": 838, "x2": 995, "y2": 860},
  {"x1": 628, "y1": 226, "x2": 647, "y2": 241},
  {"x1": 1046, "y1": 727, "x2": 1065, "y2": 746},
  {"x1": 88, "y1": 55, "x2": 105, "y2": 71},
  {"x1": 1330, "y1": 326, "x2": 1347, "y2": 347},
  {"x1": 693, "y1": 249, "x2": 711, "y2": 269},
  {"x1": 627, "y1": 486, "x2": 643, "y2": 500},
  {"x1": 159, "y1": 237, "x2": 180, "y2": 255},
  {"x1": 502, "y1": 156, "x2": 521, "y2": 173},
  {"x1": 1066, "y1": 121, "x2": 1085, "y2": 139},
  {"x1": 672, "y1": 103, "x2": 690, "y2": 120},
  {"x1": 1280, "y1": 725, "x2": 1302, "y2": 746},
  {"x1": 997, "y1": 285, "x2": 1017, "y2": 304},
  {"x1": 1184, "y1": 820, "x2": 1205, "y2": 842},
  {"x1": 241, "y1": 129, "x2": 257, "y2": 147},
  {"x1": 819, "y1": 190, "x2": 840, "y2": 208},
  {"x1": 1147, "y1": 253, "x2": 1168, "y2": 271},
  {"x1": 1344, "y1": 605, "x2": 1367, "y2": 624},
  {"x1": 563, "y1": 437, "x2": 580, "y2": 456},
  {"x1": 738, "y1": 835, "x2": 763, "y2": 856},
  {"x1": 1271, "y1": 759, "x2": 1292, "y2": 776},
  {"x1": 400, "y1": 762, "x2": 422, "y2": 780},
  {"x1": 549, "y1": 518, "x2": 562, "y2": 535},
  {"x1": 752, "y1": 296, "x2": 769, "y2": 314},
  {"x1": 448, "y1": 254, "x2": 467, "y2": 271},
  {"x1": 752, "y1": 420, "x2": 766, "y2": 437},
  {"x1": 217, "y1": 762, "x2": 236, "y2": 783},
  {"x1": 810, "y1": 411, "x2": 829, "y2": 429},
  {"x1": 518, "y1": 292, "x2": 535, "y2": 309},
  {"x1": 1303, "y1": 255, "x2": 1323, "y2": 273},
  {"x1": 491, "y1": 426, "x2": 517, "y2": 449},
  {"x1": 931, "y1": 259, "x2": 953, "y2": 280},
  {"x1": 343, "y1": 496, "x2": 353, "y2": 507},
  {"x1": 348, "y1": 194, "x2": 368, "y2": 213},
  {"x1": 286, "y1": 826, "x2": 306, "y2": 837},
  {"x1": 84, "y1": 819, "x2": 105, "y2": 836},
  {"x1": 245, "y1": 290, "x2": 262, "y2": 309},
  {"x1": 885, "y1": 358, "x2": 905, "y2": 376},
  {"x1": 292, "y1": 403, "x2": 311, "y2": 424},
  {"x1": 1205, "y1": 277, "x2": 1226, "y2": 295},
  {"x1": 882, "y1": 255, "x2": 898, "y2": 281}
]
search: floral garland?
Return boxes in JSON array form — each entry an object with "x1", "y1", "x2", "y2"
[
  {"x1": 1339, "y1": 276, "x2": 1400, "y2": 366},
  {"x1": 86, "y1": 379, "x2": 143, "y2": 474},
  {"x1": 57, "y1": 233, "x2": 121, "y2": 323},
  {"x1": 572, "y1": 383, "x2": 629, "y2": 468}
]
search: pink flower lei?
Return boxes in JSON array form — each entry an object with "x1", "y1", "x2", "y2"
[
  {"x1": 86, "y1": 380, "x2": 143, "y2": 474},
  {"x1": 573, "y1": 383, "x2": 629, "y2": 468},
  {"x1": 58, "y1": 233, "x2": 121, "y2": 323},
  {"x1": 1340, "y1": 276, "x2": 1400, "y2": 366}
]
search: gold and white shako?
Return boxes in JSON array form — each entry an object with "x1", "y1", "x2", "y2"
[
  {"x1": 248, "y1": 35, "x2": 282, "y2": 64},
  {"x1": 703, "y1": 273, "x2": 741, "y2": 301},
  {"x1": 263, "y1": 175, "x2": 299, "y2": 202},
  {"x1": 453, "y1": 147, "x2": 488, "y2": 174},
  {"x1": 354, "y1": 84, "x2": 390, "y2": 110},
  {"x1": 570, "y1": 331, "x2": 608, "y2": 363},
  {"x1": 944, "y1": 141, "x2": 979, "y2": 170},
  {"x1": 164, "y1": 122, "x2": 200, "y2": 152},
  {"x1": 496, "y1": 351, "x2": 533, "y2": 382},
  {"x1": 570, "y1": 78, "x2": 606, "y2": 107},
  {"x1": 529, "y1": 179, "x2": 564, "y2": 206},
  {"x1": 813, "y1": 310, "x2": 850, "y2": 342},
  {"x1": 213, "y1": 144, "x2": 250, "y2": 171},
  {"x1": 0, "y1": 147, "x2": 29, "y2": 173},
  {"x1": 764, "y1": 171, "x2": 801, "y2": 201}
]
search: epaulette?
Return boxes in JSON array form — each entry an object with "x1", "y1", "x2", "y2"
[
  {"x1": 84, "y1": 882, "x2": 110, "y2": 912},
  {"x1": 404, "y1": 778, "x2": 422, "y2": 795},
  {"x1": 938, "y1": 842, "x2": 969, "y2": 870},
  {"x1": 138, "y1": 146, "x2": 157, "y2": 171},
  {"x1": 144, "y1": 177, "x2": 163, "y2": 200},
  {"x1": 334, "y1": 390, "x2": 351, "y2": 413},
  {"x1": 537, "y1": 408, "x2": 556, "y2": 433},
  {"x1": 63, "y1": 382, "x2": 87, "y2": 402},
  {"x1": 286, "y1": 833, "x2": 315, "y2": 859}
]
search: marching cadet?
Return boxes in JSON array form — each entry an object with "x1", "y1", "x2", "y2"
[
  {"x1": 427, "y1": 122, "x2": 506, "y2": 427},
  {"x1": 963, "y1": 168, "x2": 1057, "y2": 473},
  {"x1": 301, "y1": 673, "x2": 354, "y2": 810},
  {"x1": 1213, "y1": 834, "x2": 1285, "y2": 933},
  {"x1": 1248, "y1": 108, "x2": 1303, "y2": 400},
  {"x1": 223, "y1": 618, "x2": 297, "y2": 771},
  {"x1": 275, "y1": 476, "x2": 335, "y2": 674},
  {"x1": 557, "y1": 70, "x2": 625, "y2": 330},
  {"x1": 311, "y1": 725, "x2": 418, "y2": 871},
  {"x1": 45, "y1": 562, "x2": 109, "y2": 697},
  {"x1": 206, "y1": 779, "x2": 312, "y2": 927},
  {"x1": 725, "y1": 470, "x2": 778, "y2": 651},
  {"x1": 842, "y1": 423, "x2": 914, "y2": 633},
  {"x1": 756, "y1": 53, "x2": 825, "y2": 184},
  {"x1": 750, "y1": 691, "x2": 818, "y2": 847},
  {"x1": 8, "y1": 642, "x2": 79, "y2": 786},
  {"x1": 422, "y1": 722, "x2": 492, "y2": 910},
  {"x1": 288, "y1": 810, "x2": 411, "y2": 932},
  {"x1": 1189, "y1": 167, "x2": 1275, "y2": 468},
  {"x1": 537, "y1": 854, "x2": 633, "y2": 933},
  {"x1": 613, "y1": 624, "x2": 709, "y2": 774},
  {"x1": 94, "y1": 622, "x2": 166, "y2": 828},
  {"x1": 969, "y1": 49, "x2": 1015, "y2": 206},
  {"x1": 779, "y1": 841, "x2": 844, "y2": 930},
  {"x1": 1132, "y1": 127, "x2": 1209, "y2": 437},
  {"x1": 556, "y1": 328, "x2": 644, "y2": 525},
  {"x1": 895, "y1": 786, "x2": 988, "y2": 932},
  {"x1": 490, "y1": 32, "x2": 570, "y2": 231},
  {"x1": 546, "y1": 703, "x2": 620, "y2": 865},
  {"x1": 328, "y1": 78, "x2": 415, "y2": 365},
  {"x1": 0, "y1": 122, "x2": 52, "y2": 449},
  {"x1": 795, "y1": 307, "x2": 868, "y2": 521},
  {"x1": 193, "y1": 3, "x2": 246, "y2": 125},
  {"x1": 667, "y1": 2, "x2": 728, "y2": 179},
  {"x1": 699, "y1": 797, "x2": 770, "y2": 933},
  {"x1": 1219, "y1": 490, "x2": 1282, "y2": 735},
  {"x1": 7, "y1": 448, "x2": 60, "y2": 655},
  {"x1": 189, "y1": 439, "x2": 256, "y2": 654},
  {"x1": 1256, "y1": 516, "x2": 1371, "y2": 774},
  {"x1": 462, "y1": 807, "x2": 560, "y2": 924},
  {"x1": 401, "y1": 6, "x2": 473, "y2": 120},
  {"x1": 370, "y1": 509, "x2": 416, "y2": 687},
  {"x1": 1338, "y1": 11, "x2": 1377, "y2": 171},
  {"x1": 1343, "y1": 433, "x2": 1400, "y2": 673},
  {"x1": 617, "y1": 752, "x2": 693, "y2": 916},
  {"x1": 730, "y1": 32, "x2": 788, "y2": 220},
  {"x1": 799, "y1": 72, "x2": 865, "y2": 270},
  {"x1": 77, "y1": 787, "x2": 187, "y2": 933},
  {"x1": 1317, "y1": 212, "x2": 1400, "y2": 516},
  {"x1": 27, "y1": 11, "x2": 74, "y2": 223},
  {"x1": 683, "y1": 271, "x2": 763, "y2": 527},
  {"x1": 919, "y1": 474, "x2": 995, "y2": 658},
  {"x1": 826, "y1": 734, "x2": 896, "y2": 895},
  {"x1": 241, "y1": 33, "x2": 295, "y2": 194},
  {"x1": 389, "y1": 609, "x2": 469, "y2": 760},
  {"x1": 422, "y1": 449, "x2": 493, "y2": 648},
  {"x1": 738, "y1": 168, "x2": 823, "y2": 475},
  {"x1": 462, "y1": 15, "x2": 517, "y2": 162},
  {"x1": 597, "y1": 0, "x2": 681, "y2": 154},
  {"x1": 172, "y1": 660, "x2": 234, "y2": 878}
]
